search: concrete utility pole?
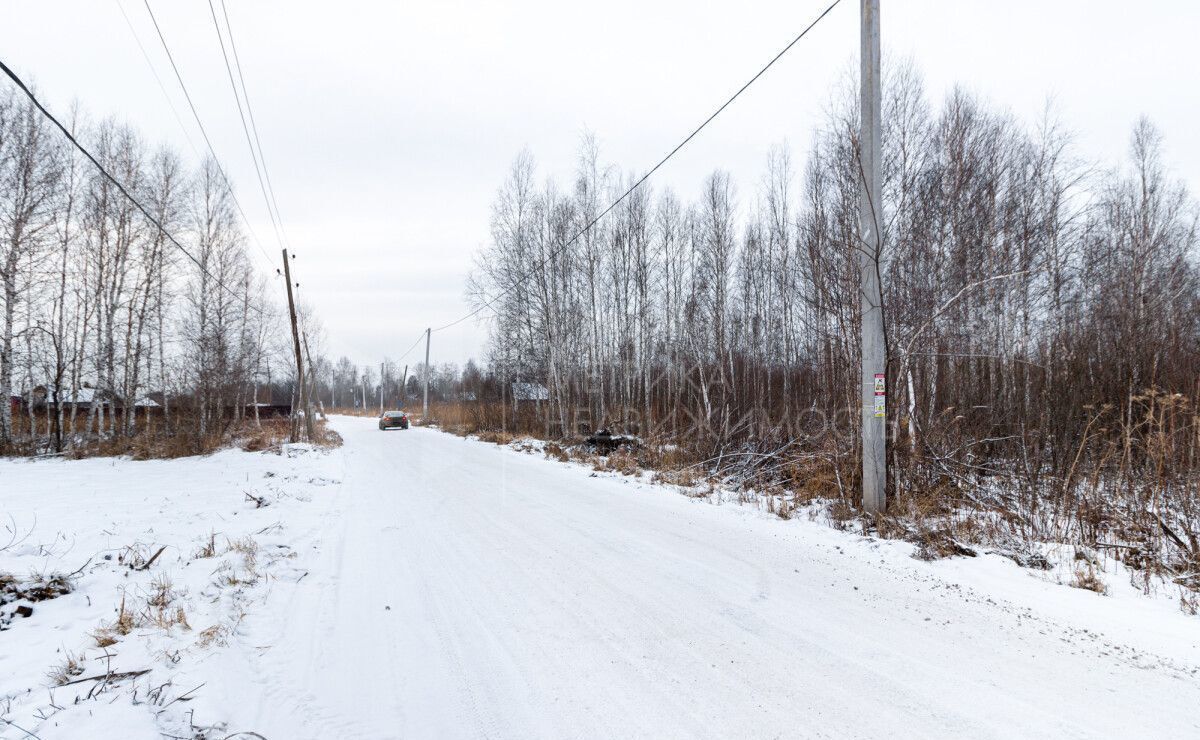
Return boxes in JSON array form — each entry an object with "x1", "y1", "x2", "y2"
[
  {"x1": 379, "y1": 362, "x2": 384, "y2": 413},
  {"x1": 301, "y1": 331, "x2": 325, "y2": 422},
  {"x1": 422, "y1": 327, "x2": 431, "y2": 421},
  {"x1": 400, "y1": 364, "x2": 408, "y2": 407},
  {"x1": 281, "y1": 249, "x2": 312, "y2": 442},
  {"x1": 859, "y1": 0, "x2": 886, "y2": 514}
]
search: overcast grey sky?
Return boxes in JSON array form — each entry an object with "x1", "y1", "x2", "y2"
[{"x1": 3, "y1": 1, "x2": 1197, "y2": 369}]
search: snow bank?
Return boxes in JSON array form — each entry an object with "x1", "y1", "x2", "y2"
[{"x1": 0, "y1": 444, "x2": 345, "y2": 738}]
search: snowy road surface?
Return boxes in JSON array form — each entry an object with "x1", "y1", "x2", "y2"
[{"x1": 220, "y1": 417, "x2": 1197, "y2": 739}]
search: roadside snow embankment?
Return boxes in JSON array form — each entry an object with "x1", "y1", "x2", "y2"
[{"x1": 0, "y1": 442, "x2": 344, "y2": 739}]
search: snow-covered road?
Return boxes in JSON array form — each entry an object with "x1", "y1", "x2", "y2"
[{"x1": 226, "y1": 417, "x2": 1198, "y2": 739}]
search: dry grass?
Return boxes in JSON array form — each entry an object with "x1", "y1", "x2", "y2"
[
  {"x1": 911, "y1": 526, "x2": 980, "y2": 561},
  {"x1": 765, "y1": 492, "x2": 795, "y2": 520},
  {"x1": 215, "y1": 563, "x2": 258, "y2": 588},
  {"x1": 240, "y1": 419, "x2": 290, "y2": 452},
  {"x1": 314, "y1": 427, "x2": 344, "y2": 449},
  {"x1": 475, "y1": 430, "x2": 518, "y2": 446},
  {"x1": 10, "y1": 413, "x2": 342, "y2": 460},
  {"x1": 1071, "y1": 563, "x2": 1108, "y2": 594},
  {"x1": 312, "y1": 418, "x2": 344, "y2": 448},
  {"x1": 47, "y1": 650, "x2": 84, "y2": 686},
  {"x1": 94, "y1": 584, "x2": 191, "y2": 646},
  {"x1": 418, "y1": 401, "x2": 502, "y2": 430},
  {"x1": 145, "y1": 605, "x2": 191, "y2": 631},
  {"x1": 125, "y1": 429, "x2": 223, "y2": 460},
  {"x1": 828, "y1": 499, "x2": 856, "y2": 529},
  {"x1": 92, "y1": 628, "x2": 119, "y2": 648},
  {"x1": 83, "y1": 413, "x2": 248, "y2": 460},
  {"x1": 192, "y1": 531, "x2": 218, "y2": 559},
  {"x1": 632, "y1": 440, "x2": 691, "y2": 471},
  {"x1": 1, "y1": 571, "x2": 73, "y2": 603},
  {"x1": 147, "y1": 574, "x2": 175, "y2": 609},
  {"x1": 214, "y1": 537, "x2": 261, "y2": 588},
  {"x1": 111, "y1": 594, "x2": 136, "y2": 635},
  {"x1": 227, "y1": 536, "x2": 259, "y2": 558},
  {"x1": 196, "y1": 624, "x2": 228, "y2": 648},
  {"x1": 116, "y1": 542, "x2": 164, "y2": 570},
  {"x1": 594, "y1": 449, "x2": 639, "y2": 476},
  {"x1": 651, "y1": 467, "x2": 701, "y2": 488}
]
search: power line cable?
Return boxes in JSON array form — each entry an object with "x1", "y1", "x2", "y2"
[
  {"x1": 205, "y1": 0, "x2": 286, "y2": 253},
  {"x1": 114, "y1": 0, "x2": 201, "y2": 161},
  {"x1": 431, "y1": 0, "x2": 843, "y2": 333},
  {"x1": 140, "y1": 0, "x2": 279, "y2": 272},
  {"x1": 118, "y1": 0, "x2": 286, "y2": 291},
  {"x1": 395, "y1": 330, "x2": 428, "y2": 364},
  {"x1": 219, "y1": 0, "x2": 292, "y2": 250},
  {"x1": 0, "y1": 58, "x2": 269, "y2": 316}
]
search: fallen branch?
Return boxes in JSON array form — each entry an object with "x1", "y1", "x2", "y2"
[
  {"x1": 1156, "y1": 514, "x2": 1192, "y2": 556},
  {"x1": 159, "y1": 682, "x2": 206, "y2": 711},
  {"x1": 1, "y1": 512, "x2": 37, "y2": 554},
  {"x1": 59, "y1": 668, "x2": 150, "y2": 687},
  {"x1": 1, "y1": 717, "x2": 43, "y2": 740},
  {"x1": 66, "y1": 556, "x2": 94, "y2": 578},
  {"x1": 135, "y1": 546, "x2": 167, "y2": 571}
]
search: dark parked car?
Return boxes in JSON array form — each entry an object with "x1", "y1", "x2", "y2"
[{"x1": 379, "y1": 410, "x2": 410, "y2": 430}]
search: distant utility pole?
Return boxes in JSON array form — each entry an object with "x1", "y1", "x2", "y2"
[
  {"x1": 379, "y1": 361, "x2": 384, "y2": 413},
  {"x1": 401, "y1": 364, "x2": 408, "y2": 407},
  {"x1": 422, "y1": 327, "x2": 431, "y2": 421},
  {"x1": 859, "y1": 0, "x2": 887, "y2": 514},
  {"x1": 282, "y1": 249, "x2": 313, "y2": 442}
]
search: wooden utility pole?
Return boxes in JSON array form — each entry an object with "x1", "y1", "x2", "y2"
[
  {"x1": 422, "y1": 328, "x2": 431, "y2": 421},
  {"x1": 859, "y1": 0, "x2": 886, "y2": 513},
  {"x1": 281, "y1": 249, "x2": 312, "y2": 442}
]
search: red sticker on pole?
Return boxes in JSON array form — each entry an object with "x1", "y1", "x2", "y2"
[{"x1": 873, "y1": 373, "x2": 885, "y2": 417}]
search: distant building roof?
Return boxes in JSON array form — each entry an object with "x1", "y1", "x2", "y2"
[
  {"x1": 53, "y1": 388, "x2": 100, "y2": 404},
  {"x1": 19, "y1": 387, "x2": 163, "y2": 407}
]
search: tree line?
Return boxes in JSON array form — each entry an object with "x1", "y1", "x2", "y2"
[
  {"x1": 0, "y1": 85, "x2": 292, "y2": 454},
  {"x1": 305, "y1": 356, "x2": 474, "y2": 412},
  {"x1": 467, "y1": 63, "x2": 1199, "y2": 566}
]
